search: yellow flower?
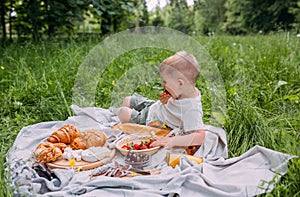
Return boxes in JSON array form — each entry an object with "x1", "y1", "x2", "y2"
[
  {"x1": 267, "y1": 82, "x2": 272, "y2": 86},
  {"x1": 131, "y1": 172, "x2": 135, "y2": 177},
  {"x1": 69, "y1": 158, "x2": 76, "y2": 167},
  {"x1": 0, "y1": 66, "x2": 4, "y2": 70},
  {"x1": 112, "y1": 80, "x2": 115, "y2": 86},
  {"x1": 162, "y1": 123, "x2": 167, "y2": 129}
]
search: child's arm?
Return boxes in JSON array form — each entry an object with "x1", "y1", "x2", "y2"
[{"x1": 152, "y1": 130, "x2": 205, "y2": 148}]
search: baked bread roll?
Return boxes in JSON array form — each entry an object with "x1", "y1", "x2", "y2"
[
  {"x1": 48, "y1": 124, "x2": 80, "y2": 144},
  {"x1": 35, "y1": 142, "x2": 67, "y2": 163},
  {"x1": 112, "y1": 123, "x2": 170, "y2": 137},
  {"x1": 70, "y1": 137, "x2": 86, "y2": 150},
  {"x1": 70, "y1": 130, "x2": 107, "y2": 150}
]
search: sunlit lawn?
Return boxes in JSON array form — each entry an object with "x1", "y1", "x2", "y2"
[{"x1": 0, "y1": 34, "x2": 299, "y2": 196}]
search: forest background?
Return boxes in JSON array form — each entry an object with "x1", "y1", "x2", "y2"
[{"x1": 0, "y1": 0, "x2": 300, "y2": 41}]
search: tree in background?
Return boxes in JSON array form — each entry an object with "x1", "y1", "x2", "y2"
[
  {"x1": 14, "y1": 0, "x2": 44, "y2": 41},
  {"x1": 289, "y1": 0, "x2": 300, "y2": 31},
  {"x1": 1, "y1": 0, "x2": 300, "y2": 41},
  {"x1": 134, "y1": 0, "x2": 149, "y2": 28},
  {"x1": 222, "y1": 0, "x2": 250, "y2": 34},
  {"x1": 0, "y1": 0, "x2": 7, "y2": 41},
  {"x1": 0, "y1": 0, "x2": 17, "y2": 42},
  {"x1": 193, "y1": 0, "x2": 226, "y2": 35},
  {"x1": 13, "y1": 0, "x2": 88, "y2": 40},
  {"x1": 166, "y1": 0, "x2": 193, "y2": 34},
  {"x1": 151, "y1": 7, "x2": 164, "y2": 27},
  {"x1": 223, "y1": 0, "x2": 297, "y2": 34},
  {"x1": 88, "y1": 0, "x2": 138, "y2": 35},
  {"x1": 43, "y1": 0, "x2": 86, "y2": 37},
  {"x1": 0, "y1": 0, "x2": 140, "y2": 40},
  {"x1": 251, "y1": 0, "x2": 295, "y2": 32}
]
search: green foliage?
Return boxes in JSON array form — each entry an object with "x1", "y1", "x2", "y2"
[
  {"x1": 13, "y1": 0, "x2": 87, "y2": 40},
  {"x1": 44, "y1": 0, "x2": 87, "y2": 35},
  {"x1": 1, "y1": 0, "x2": 300, "y2": 41},
  {"x1": 165, "y1": 0, "x2": 194, "y2": 34},
  {"x1": 133, "y1": 0, "x2": 149, "y2": 27},
  {"x1": 151, "y1": 7, "x2": 165, "y2": 26},
  {"x1": 0, "y1": 0, "x2": 147, "y2": 41},
  {"x1": 0, "y1": 34, "x2": 299, "y2": 196},
  {"x1": 0, "y1": 0, "x2": 9, "y2": 40},
  {"x1": 222, "y1": 0, "x2": 252, "y2": 34},
  {"x1": 289, "y1": 1, "x2": 300, "y2": 31},
  {"x1": 88, "y1": 0, "x2": 137, "y2": 34},
  {"x1": 223, "y1": 0, "x2": 297, "y2": 34},
  {"x1": 193, "y1": 0, "x2": 226, "y2": 34}
]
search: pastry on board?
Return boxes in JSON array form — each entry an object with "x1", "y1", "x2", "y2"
[{"x1": 48, "y1": 124, "x2": 80, "y2": 144}]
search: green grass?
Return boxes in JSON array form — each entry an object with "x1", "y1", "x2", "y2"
[{"x1": 0, "y1": 34, "x2": 299, "y2": 196}]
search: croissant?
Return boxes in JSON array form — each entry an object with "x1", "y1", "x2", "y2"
[
  {"x1": 48, "y1": 124, "x2": 80, "y2": 144},
  {"x1": 35, "y1": 142, "x2": 67, "y2": 163},
  {"x1": 70, "y1": 130, "x2": 107, "y2": 150}
]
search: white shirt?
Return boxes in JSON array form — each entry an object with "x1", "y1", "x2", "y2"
[{"x1": 146, "y1": 94, "x2": 204, "y2": 133}]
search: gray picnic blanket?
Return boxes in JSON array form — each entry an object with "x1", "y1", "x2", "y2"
[{"x1": 6, "y1": 104, "x2": 296, "y2": 197}]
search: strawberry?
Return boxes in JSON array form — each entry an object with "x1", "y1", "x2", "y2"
[
  {"x1": 164, "y1": 89, "x2": 171, "y2": 96},
  {"x1": 147, "y1": 141, "x2": 152, "y2": 148},
  {"x1": 133, "y1": 143, "x2": 140, "y2": 150},
  {"x1": 121, "y1": 145, "x2": 130, "y2": 150},
  {"x1": 140, "y1": 144, "x2": 148, "y2": 150},
  {"x1": 148, "y1": 145, "x2": 154, "y2": 149}
]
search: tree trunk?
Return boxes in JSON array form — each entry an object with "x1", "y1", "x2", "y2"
[
  {"x1": 9, "y1": 0, "x2": 12, "y2": 40},
  {"x1": 0, "y1": 0, "x2": 6, "y2": 41},
  {"x1": 29, "y1": 0, "x2": 40, "y2": 41},
  {"x1": 45, "y1": 0, "x2": 55, "y2": 37},
  {"x1": 135, "y1": 9, "x2": 140, "y2": 32}
]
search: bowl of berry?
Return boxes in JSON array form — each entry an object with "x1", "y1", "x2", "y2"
[
  {"x1": 116, "y1": 135, "x2": 160, "y2": 156},
  {"x1": 125, "y1": 150, "x2": 151, "y2": 169}
]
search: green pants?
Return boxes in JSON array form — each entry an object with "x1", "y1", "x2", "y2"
[{"x1": 129, "y1": 93, "x2": 156, "y2": 125}]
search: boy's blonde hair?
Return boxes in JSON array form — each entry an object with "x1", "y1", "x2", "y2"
[{"x1": 159, "y1": 51, "x2": 200, "y2": 84}]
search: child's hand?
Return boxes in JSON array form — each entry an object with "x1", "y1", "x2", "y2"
[
  {"x1": 152, "y1": 137, "x2": 172, "y2": 148},
  {"x1": 159, "y1": 90, "x2": 171, "y2": 104}
]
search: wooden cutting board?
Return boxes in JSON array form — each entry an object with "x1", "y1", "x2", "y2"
[
  {"x1": 112, "y1": 123, "x2": 171, "y2": 137},
  {"x1": 47, "y1": 149, "x2": 116, "y2": 171}
]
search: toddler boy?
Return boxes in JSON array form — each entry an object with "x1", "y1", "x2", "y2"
[{"x1": 118, "y1": 51, "x2": 205, "y2": 148}]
